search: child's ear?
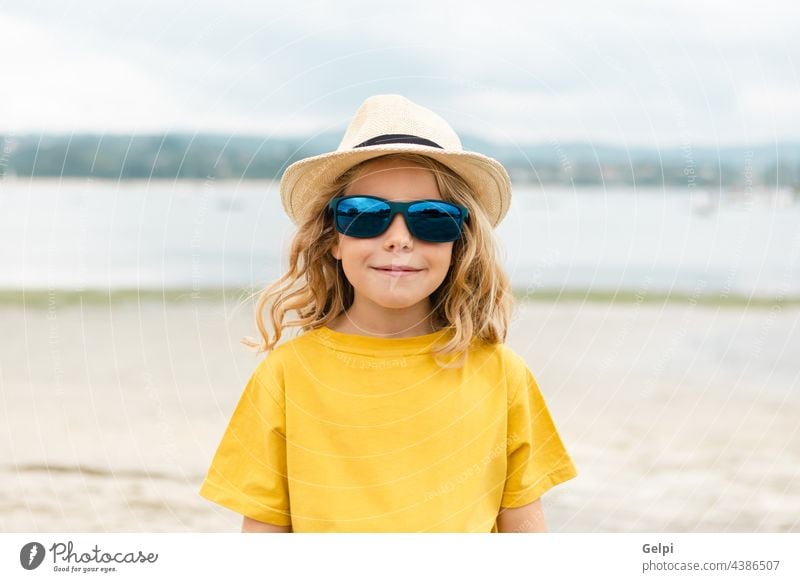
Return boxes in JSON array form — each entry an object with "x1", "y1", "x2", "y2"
[{"x1": 330, "y1": 240, "x2": 341, "y2": 260}]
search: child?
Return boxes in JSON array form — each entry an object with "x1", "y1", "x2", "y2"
[{"x1": 199, "y1": 94, "x2": 577, "y2": 532}]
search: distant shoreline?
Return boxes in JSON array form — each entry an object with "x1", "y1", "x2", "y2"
[
  {"x1": 2, "y1": 288, "x2": 797, "y2": 309},
  {"x1": 4, "y1": 179, "x2": 799, "y2": 192},
  {"x1": 2, "y1": 133, "x2": 799, "y2": 189},
  {"x1": 1, "y1": 176, "x2": 280, "y2": 186}
]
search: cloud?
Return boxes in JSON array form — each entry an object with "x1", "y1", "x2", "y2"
[
  {"x1": 1, "y1": 0, "x2": 798, "y2": 145},
  {"x1": 0, "y1": 14, "x2": 191, "y2": 132}
]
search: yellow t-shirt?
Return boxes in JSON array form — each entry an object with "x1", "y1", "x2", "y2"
[{"x1": 199, "y1": 326, "x2": 577, "y2": 532}]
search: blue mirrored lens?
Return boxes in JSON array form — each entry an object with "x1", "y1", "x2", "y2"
[
  {"x1": 334, "y1": 197, "x2": 391, "y2": 237},
  {"x1": 407, "y1": 201, "x2": 463, "y2": 242}
]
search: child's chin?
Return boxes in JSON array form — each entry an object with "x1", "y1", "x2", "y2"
[
  {"x1": 376, "y1": 300, "x2": 423, "y2": 310},
  {"x1": 371, "y1": 294, "x2": 429, "y2": 310}
]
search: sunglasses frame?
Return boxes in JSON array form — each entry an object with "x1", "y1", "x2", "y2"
[{"x1": 327, "y1": 194, "x2": 469, "y2": 243}]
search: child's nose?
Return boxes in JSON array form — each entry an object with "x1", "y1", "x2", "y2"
[{"x1": 382, "y1": 213, "x2": 414, "y2": 249}]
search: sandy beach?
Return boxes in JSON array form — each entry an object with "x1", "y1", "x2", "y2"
[{"x1": 1, "y1": 292, "x2": 798, "y2": 532}]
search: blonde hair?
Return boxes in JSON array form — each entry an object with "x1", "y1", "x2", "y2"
[{"x1": 241, "y1": 153, "x2": 514, "y2": 367}]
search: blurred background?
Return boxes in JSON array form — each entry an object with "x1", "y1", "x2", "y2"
[{"x1": 1, "y1": 0, "x2": 798, "y2": 532}]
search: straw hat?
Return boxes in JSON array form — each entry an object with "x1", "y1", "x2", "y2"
[{"x1": 279, "y1": 94, "x2": 512, "y2": 227}]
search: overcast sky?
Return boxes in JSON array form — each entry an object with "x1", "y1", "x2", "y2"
[{"x1": 2, "y1": 0, "x2": 799, "y2": 147}]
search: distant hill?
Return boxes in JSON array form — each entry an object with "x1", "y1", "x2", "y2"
[{"x1": 1, "y1": 132, "x2": 798, "y2": 188}]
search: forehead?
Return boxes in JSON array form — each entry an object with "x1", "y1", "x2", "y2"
[{"x1": 344, "y1": 158, "x2": 442, "y2": 201}]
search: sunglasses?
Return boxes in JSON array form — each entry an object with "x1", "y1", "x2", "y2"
[{"x1": 328, "y1": 195, "x2": 469, "y2": 243}]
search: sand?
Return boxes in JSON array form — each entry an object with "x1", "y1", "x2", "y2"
[{"x1": 1, "y1": 294, "x2": 798, "y2": 532}]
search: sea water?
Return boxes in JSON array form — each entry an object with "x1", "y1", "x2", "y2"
[{"x1": 1, "y1": 179, "x2": 798, "y2": 298}]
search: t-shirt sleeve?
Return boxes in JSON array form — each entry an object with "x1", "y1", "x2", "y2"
[
  {"x1": 501, "y1": 353, "x2": 578, "y2": 508},
  {"x1": 199, "y1": 356, "x2": 291, "y2": 527}
]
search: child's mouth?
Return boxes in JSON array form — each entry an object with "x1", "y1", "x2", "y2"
[{"x1": 371, "y1": 267, "x2": 422, "y2": 277}]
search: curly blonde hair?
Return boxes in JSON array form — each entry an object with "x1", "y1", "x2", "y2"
[{"x1": 241, "y1": 153, "x2": 513, "y2": 367}]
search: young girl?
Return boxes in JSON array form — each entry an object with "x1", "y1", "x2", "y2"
[{"x1": 199, "y1": 94, "x2": 577, "y2": 532}]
